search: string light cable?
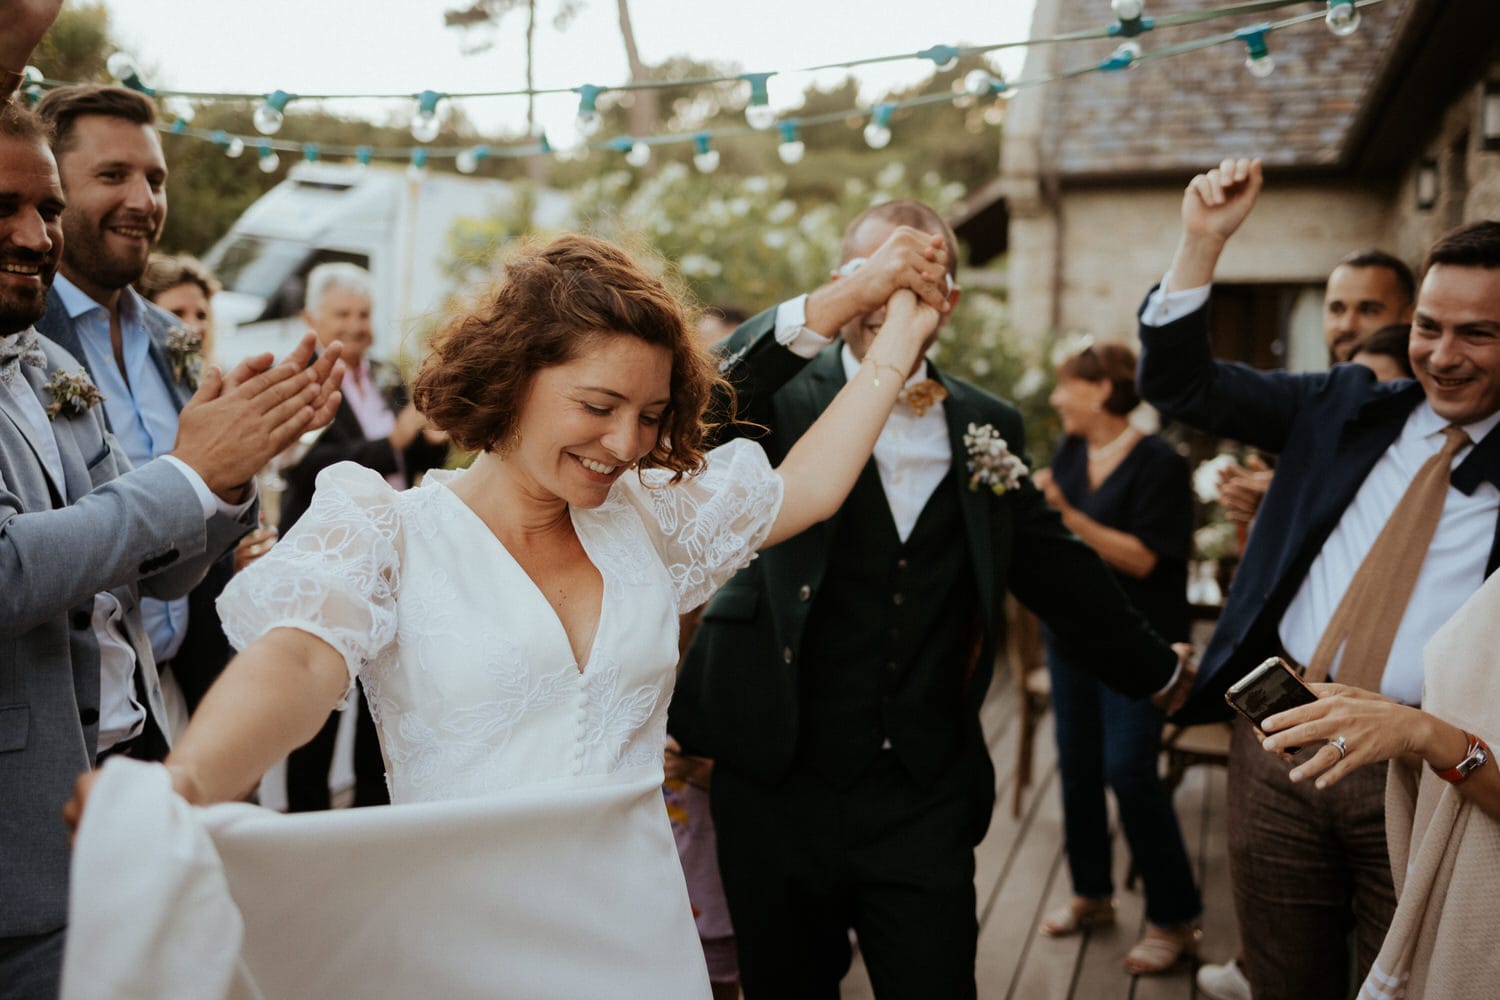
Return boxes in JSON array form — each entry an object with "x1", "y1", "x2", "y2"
[{"x1": 30, "y1": 0, "x2": 1383, "y2": 168}]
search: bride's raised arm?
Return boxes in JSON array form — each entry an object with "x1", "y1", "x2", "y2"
[{"x1": 759, "y1": 288, "x2": 940, "y2": 550}]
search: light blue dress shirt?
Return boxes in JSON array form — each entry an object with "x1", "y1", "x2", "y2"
[{"x1": 53, "y1": 275, "x2": 189, "y2": 664}]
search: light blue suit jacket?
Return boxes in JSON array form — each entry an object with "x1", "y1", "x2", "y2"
[{"x1": 0, "y1": 332, "x2": 253, "y2": 939}]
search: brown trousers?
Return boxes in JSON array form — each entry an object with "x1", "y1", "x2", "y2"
[{"x1": 1227, "y1": 716, "x2": 1396, "y2": 999}]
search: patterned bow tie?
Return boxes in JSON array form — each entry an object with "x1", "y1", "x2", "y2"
[
  {"x1": 899, "y1": 378, "x2": 948, "y2": 417},
  {"x1": 0, "y1": 328, "x2": 47, "y2": 383}
]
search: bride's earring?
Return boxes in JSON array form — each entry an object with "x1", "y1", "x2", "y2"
[{"x1": 499, "y1": 430, "x2": 521, "y2": 458}]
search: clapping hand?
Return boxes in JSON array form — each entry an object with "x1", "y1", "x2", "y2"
[
  {"x1": 1182, "y1": 157, "x2": 1263, "y2": 242},
  {"x1": 172, "y1": 333, "x2": 345, "y2": 502},
  {"x1": 1151, "y1": 643, "x2": 1199, "y2": 715},
  {"x1": 0, "y1": 0, "x2": 63, "y2": 80}
]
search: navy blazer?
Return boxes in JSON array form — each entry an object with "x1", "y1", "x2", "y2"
[{"x1": 1137, "y1": 293, "x2": 1500, "y2": 723}]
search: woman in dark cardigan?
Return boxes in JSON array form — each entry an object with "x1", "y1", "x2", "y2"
[
  {"x1": 1032, "y1": 340, "x2": 1202, "y2": 975},
  {"x1": 280, "y1": 262, "x2": 449, "y2": 811}
]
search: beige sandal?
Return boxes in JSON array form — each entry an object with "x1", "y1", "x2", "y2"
[
  {"x1": 1039, "y1": 896, "x2": 1117, "y2": 937},
  {"x1": 1122, "y1": 923, "x2": 1201, "y2": 975}
]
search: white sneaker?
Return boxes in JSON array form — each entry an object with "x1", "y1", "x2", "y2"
[{"x1": 1196, "y1": 959, "x2": 1252, "y2": 1000}]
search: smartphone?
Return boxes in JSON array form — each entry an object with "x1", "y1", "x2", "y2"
[{"x1": 1224, "y1": 656, "x2": 1318, "y2": 753}]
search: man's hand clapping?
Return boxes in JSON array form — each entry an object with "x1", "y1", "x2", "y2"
[
  {"x1": 805, "y1": 226, "x2": 951, "y2": 336},
  {"x1": 172, "y1": 333, "x2": 345, "y2": 502}
]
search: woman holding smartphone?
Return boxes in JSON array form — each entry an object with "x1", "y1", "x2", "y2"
[{"x1": 1032, "y1": 340, "x2": 1202, "y2": 975}]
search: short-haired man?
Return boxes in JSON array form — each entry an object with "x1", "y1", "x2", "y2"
[
  {"x1": 1138, "y1": 156, "x2": 1500, "y2": 999},
  {"x1": 1323, "y1": 248, "x2": 1416, "y2": 363},
  {"x1": 33, "y1": 85, "x2": 236, "y2": 726},
  {"x1": 0, "y1": 97, "x2": 342, "y2": 998},
  {"x1": 670, "y1": 199, "x2": 1192, "y2": 997}
]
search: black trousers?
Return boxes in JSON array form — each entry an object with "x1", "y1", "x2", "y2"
[
  {"x1": 284, "y1": 680, "x2": 389, "y2": 812},
  {"x1": 0, "y1": 928, "x2": 65, "y2": 1000},
  {"x1": 711, "y1": 750, "x2": 980, "y2": 1000}
]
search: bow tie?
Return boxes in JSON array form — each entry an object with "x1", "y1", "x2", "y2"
[
  {"x1": 899, "y1": 378, "x2": 948, "y2": 417},
  {"x1": 0, "y1": 328, "x2": 47, "y2": 383}
]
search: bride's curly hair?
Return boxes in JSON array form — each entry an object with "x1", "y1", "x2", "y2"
[{"x1": 413, "y1": 234, "x2": 726, "y2": 481}]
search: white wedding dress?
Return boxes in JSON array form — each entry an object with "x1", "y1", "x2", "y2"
[{"x1": 62, "y1": 439, "x2": 783, "y2": 1000}]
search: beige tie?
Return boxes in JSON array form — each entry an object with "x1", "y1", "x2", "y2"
[{"x1": 1304, "y1": 425, "x2": 1471, "y2": 690}]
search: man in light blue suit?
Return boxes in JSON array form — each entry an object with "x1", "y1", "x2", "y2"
[{"x1": 0, "y1": 100, "x2": 343, "y2": 999}]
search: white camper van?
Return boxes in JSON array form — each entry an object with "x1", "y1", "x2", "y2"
[{"x1": 203, "y1": 161, "x2": 570, "y2": 364}]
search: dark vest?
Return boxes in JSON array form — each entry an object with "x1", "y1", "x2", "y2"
[{"x1": 797, "y1": 464, "x2": 978, "y2": 788}]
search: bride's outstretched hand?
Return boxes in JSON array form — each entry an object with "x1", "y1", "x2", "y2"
[{"x1": 881, "y1": 288, "x2": 942, "y2": 356}]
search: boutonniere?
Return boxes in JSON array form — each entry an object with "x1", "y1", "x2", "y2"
[
  {"x1": 164, "y1": 326, "x2": 204, "y2": 388},
  {"x1": 44, "y1": 369, "x2": 105, "y2": 420},
  {"x1": 963, "y1": 422, "x2": 1028, "y2": 495}
]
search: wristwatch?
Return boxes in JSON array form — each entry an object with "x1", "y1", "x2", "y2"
[{"x1": 1432, "y1": 732, "x2": 1491, "y2": 784}]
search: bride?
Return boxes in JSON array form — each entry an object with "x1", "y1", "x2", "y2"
[{"x1": 64, "y1": 233, "x2": 947, "y2": 998}]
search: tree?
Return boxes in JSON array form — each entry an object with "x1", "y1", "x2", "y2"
[{"x1": 26, "y1": 0, "x2": 110, "y2": 85}]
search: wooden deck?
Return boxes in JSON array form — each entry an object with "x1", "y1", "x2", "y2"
[{"x1": 839, "y1": 666, "x2": 1238, "y2": 999}]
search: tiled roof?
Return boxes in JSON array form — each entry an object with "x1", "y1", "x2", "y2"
[{"x1": 1037, "y1": 0, "x2": 1411, "y2": 177}]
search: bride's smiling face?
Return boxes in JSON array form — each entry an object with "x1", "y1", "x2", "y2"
[{"x1": 509, "y1": 333, "x2": 674, "y2": 508}]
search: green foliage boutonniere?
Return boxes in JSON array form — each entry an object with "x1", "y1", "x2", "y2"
[
  {"x1": 164, "y1": 326, "x2": 204, "y2": 389},
  {"x1": 44, "y1": 369, "x2": 105, "y2": 420}
]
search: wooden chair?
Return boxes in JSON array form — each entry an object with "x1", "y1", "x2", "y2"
[{"x1": 1006, "y1": 596, "x2": 1051, "y2": 818}]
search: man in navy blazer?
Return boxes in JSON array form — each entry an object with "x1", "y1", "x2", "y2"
[
  {"x1": 0, "y1": 100, "x2": 343, "y2": 999},
  {"x1": 1138, "y1": 157, "x2": 1500, "y2": 998}
]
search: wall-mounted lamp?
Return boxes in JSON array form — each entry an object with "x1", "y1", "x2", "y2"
[
  {"x1": 1482, "y1": 79, "x2": 1500, "y2": 152},
  {"x1": 1415, "y1": 158, "x2": 1439, "y2": 211}
]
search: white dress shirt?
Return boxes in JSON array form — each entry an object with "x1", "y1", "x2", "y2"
[
  {"x1": 774, "y1": 296, "x2": 949, "y2": 541},
  {"x1": 1143, "y1": 277, "x2": 1500, "y2": 705}
]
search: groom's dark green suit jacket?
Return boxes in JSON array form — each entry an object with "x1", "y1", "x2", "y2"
[{"x1": 669, "y1": 308, "x2": 1178, "y2": 826}]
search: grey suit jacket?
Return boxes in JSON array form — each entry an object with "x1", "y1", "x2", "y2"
[{"x1": 0, "y1": 333, "x2": 252, "y2": 939}]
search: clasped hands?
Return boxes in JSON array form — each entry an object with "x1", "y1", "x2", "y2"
[{"x1": 171, "y1": 334, "x2": 345, "y2": 503}]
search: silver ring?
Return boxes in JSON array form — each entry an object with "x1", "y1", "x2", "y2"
[{"x1": 1329, "y1": 735, "x2": 1348, "y2": 760}]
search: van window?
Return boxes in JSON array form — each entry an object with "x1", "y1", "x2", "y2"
[{"x1": 206, "y1": 236, "x2": 371, "y2": 322}]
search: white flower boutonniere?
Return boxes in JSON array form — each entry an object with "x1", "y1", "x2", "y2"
[
  {"x1": 164, "y1": 326, "x2": 204, "y2": 388},
  {"x1": 963, "y1": 422, "x2": 1029, "y2": 495},
  {"x1": 44, "y1": 369, "x2": 105, "y2": 420}
]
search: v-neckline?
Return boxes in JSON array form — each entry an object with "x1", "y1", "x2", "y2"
[{"x1": 432, "y1": 474, "x2": 608, "y2": 674}]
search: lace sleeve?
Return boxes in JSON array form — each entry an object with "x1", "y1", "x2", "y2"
[
  {"x1": 629, "y1": 437, "x2": 784, "y2": 613},
  {"x1": 216, "y1": 463, "x2": 402, "y2": 702}
]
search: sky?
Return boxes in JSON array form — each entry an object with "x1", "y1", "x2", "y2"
[{"x1": 98, "y1": 0, "x2": 1039, "y2": 146}]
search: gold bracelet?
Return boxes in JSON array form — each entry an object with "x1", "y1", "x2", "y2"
[{"x1": 864, "y1": 356, "x2": 906, "y2": 389}]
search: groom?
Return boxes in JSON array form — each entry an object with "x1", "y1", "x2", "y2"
[{"x1": 669, "y1": 199, "x2": 1191, "y2": 997}]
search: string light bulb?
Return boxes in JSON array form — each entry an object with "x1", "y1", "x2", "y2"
[
  {"x1": 1103, "y1": 40, "x2": 1142, "y2": 70},
  {"x1": 254, "y1": 90, "x2": 293, "y2": 135},
  {"x1": 1325, "y1": 0, "x2": 1360, "y2": 36},
  {"x1": 1237, "y1": 27, "x2": 1274, "y2": 78},
  {"x1": 918, "y1": 44, "x2": 961, "y2": 73},
  {"x1": 456, "y1": 145, "x2": 489, "y2": 174},
  {"x1": 406, "y1": 147, "x2": 429, "y2": 179},
  {"x1": 964, "y1": 70, "x2": 999, "y2": 97},
  {"x1": 104, "y1": 51, "x2": 149, "y2": 92},
  {"x1": 625, "y1": 141, "x2": 652, "y2": 168},
  {"x1": 777, "y1": 121, "x2": 805, "y2": 164},
  {"x1": 225, "y1": 135, "x2": 245, "y2": 158},
  {"x1": 256, "y1": 142, "x2": 279, "y2": 173},
  {"x1": 692, "y1": 134, "x2": 720, "y2": 174},
  {"x1": 1111, "y1": 0, "x2": 1143, "y2": 21},
  {"x1": 411, "y1": 90, "x2": 444, "y2": 143},
  {"x1": 742, "y1": 73, "x2": 776, "y2": 130},
  {"x1": 575, "y1": 84, "x2": 604, "y2": 137},
  {"x1": 20, "y1": 66, "x2": 43, "y2": 105},
  {"x1": 864, "y1": 104, "x2": 894, "y2": 150}
]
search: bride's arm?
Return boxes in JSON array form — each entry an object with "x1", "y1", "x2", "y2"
[
  {"x1": 760, "y1": 289, "x2": 939, "y2": 549},
  {"x1": 67, "y1": 628, "x2": 349, "y2": 817}
]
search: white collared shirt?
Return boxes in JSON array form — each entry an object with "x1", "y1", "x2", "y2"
[
  {"x1": 1143, "y1": 278, "x2": 1500, "y2": 705},
  {"x1": 1278, "y1": 403, "x2": 1500, "y2": 704},
  {"x1": 774, "y1": 296, "x2": 950, "y2": 542}
]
